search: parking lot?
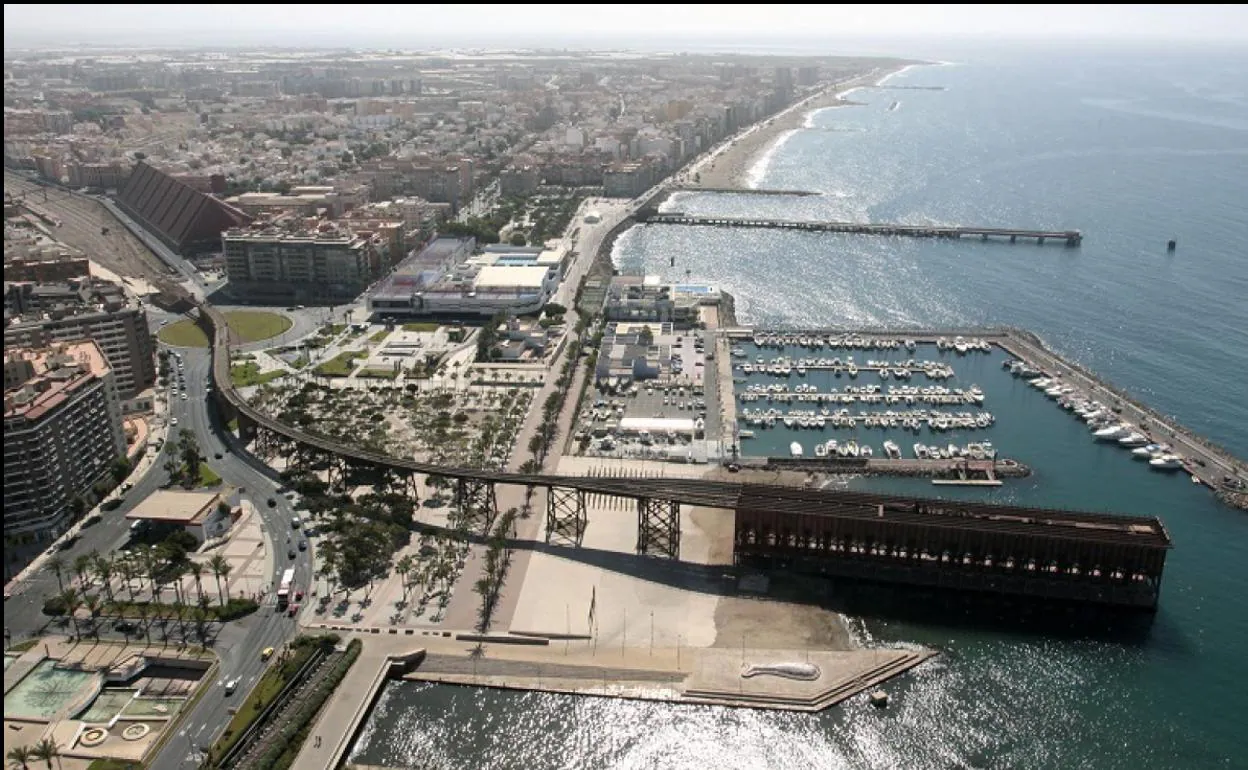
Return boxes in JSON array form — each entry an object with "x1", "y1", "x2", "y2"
[{"x1": 573, "y1": 329, "x2": 723, "y2": 462}]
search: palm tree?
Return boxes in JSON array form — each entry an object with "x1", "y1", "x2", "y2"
[
  {"x1": 92, "y1": 555, "x2": 115, "y2": 604},
  {"x1": 73, "y1": 551, "x2": 95, "y2": 589},
  {"x1": 29, "y1": 738, "x2": 59, "y2": 770},
  {"x1": 82, "y1": 594, "x2": 102, "y2": 638},
  {"x1": 135, "y1": 603, "x2": 151, "y2": 645},
  {"x1": 395, "y1": 555, "x2": 414, "y2": 602},
  {"x1": 188, "y1": 561, "x2": 206, "y2": 606},
  {"x1": 162, "y1": 455, "x2": 181, "y2": 485},
  {"x1": 6, "y1": 745, "x2": 33, "y2": 770},
  {"x1": 58, "y1": 588, "x2": 81, "y2": 639},
  {"x1": 208, "y1": 554, "x2": 230, "y2": 606},
  {"x1": 46, "y1": 555, "x2": 66, "y2": 594},
  {"x1": 118, "y1": 557, "x2": 137, "y2": 602}
]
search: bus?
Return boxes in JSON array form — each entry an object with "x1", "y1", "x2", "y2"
[{"x1": 276, "y1": 568, "x2": 296, "y2": 609}]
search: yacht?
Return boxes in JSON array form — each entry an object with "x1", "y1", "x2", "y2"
[
  {"x1": 1132, "y1": 443, "x2": 1163, "y2": 459},
  {"x1": 883, "y1": 440, "x2": 901, "y2": 459},
  {"x1": 1093, "y1": 424, "x2": 1128, "y2": 441},
  {"x1": 1149, "y1": 454, "x2": 1184, "y2": 471},
  {"x1": 860, "y1": 445, "x2": 873, "y2": 458},
  {"x1": 913, "y1": 443, "x2": 929, "y2": 459},
  {"x1": 790, "y1": 441, "x2": 804, "y2": 458},
  {"x1": 814, "y1": 442, "x2": 828, "y2": 457},
  {"x1": 1117, "y1": 432, "x2": 1149, "y2": 447}
]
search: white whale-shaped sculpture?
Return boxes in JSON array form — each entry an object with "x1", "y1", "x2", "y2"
[{"x1": 740, "y1": 662, "x2": 822, "y2": 681}]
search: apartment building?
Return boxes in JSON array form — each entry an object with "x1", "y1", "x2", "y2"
[
  {"x1": 223, "y1": 217, "x2": 385, "y2": 303},
  {"x1": 3, "y1": 340, "x2": 126, "y2": 578},
  {"x1": 4, "y1": 283, "x2": 156, "y2": 402}
]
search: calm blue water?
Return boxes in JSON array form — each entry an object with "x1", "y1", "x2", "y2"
[{"x1": 352, "y1": 45, "x2": 1248, "y2": 769}]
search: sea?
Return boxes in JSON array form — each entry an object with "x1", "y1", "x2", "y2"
[{"x1": 350, "y1": 42, "x2": 1248, "y2": 769}]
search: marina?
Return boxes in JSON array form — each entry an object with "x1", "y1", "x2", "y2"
[{"x1": 721, "y1": 327, "x2": 1248, "y2": 507}]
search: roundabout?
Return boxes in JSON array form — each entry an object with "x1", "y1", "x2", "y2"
[{"x1": 159, "y1": 310, "x2": 292, "y2": 348}]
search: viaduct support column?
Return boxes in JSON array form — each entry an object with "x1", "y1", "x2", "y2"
[
  {"x1": 545, "y1": 487, "x2": 587, "y2": 547},
  {"x1": 636, "y1": 497, "x2": 680, "y2": 560},
  {"x1": 454, "y1": 478, "x2": 498, "y2": 536}
]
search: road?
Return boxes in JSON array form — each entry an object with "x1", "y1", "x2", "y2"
[
  {"x1": 148, "y1": 348, "x2": 315, "y2": 769},
  {"x1": 3, "y1": 342, "x2": 313, "y2": 769}
]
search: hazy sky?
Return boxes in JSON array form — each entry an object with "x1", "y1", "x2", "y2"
[{"x1": 5, "y1": 4, "x2": 1248, "y2": 49}]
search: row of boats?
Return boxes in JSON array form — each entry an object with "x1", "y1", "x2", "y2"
[
  {"x1": 735, "y1": 356, "x2": 957, "y2": 380},
  {"x1": 739, "y1": 383, "x2": 985, "y2": 406},
  {"x1": 749, "y1": 334, "x2": 919, "y2": 351},
  {"x1": 791, "y1": 439, "x2": 998, "y2": 460},
  {"x1": 741, "y1": 407, "x2": 995, "y2": 431},
  {"x1": 1006, "y1": 362, "x2": 1187, "y2": 472}
]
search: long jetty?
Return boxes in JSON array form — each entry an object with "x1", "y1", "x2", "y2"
[
  {"x1": 669, "y1": 186, "x2": 822, "y2": 196},
  {"x1": 641, "y1": 212, "x2": 1083, "y2": 246}
]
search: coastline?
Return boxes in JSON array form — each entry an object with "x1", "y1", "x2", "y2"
[{"x1": 686, "y1": 63, "x2": 920, "y2": 190}]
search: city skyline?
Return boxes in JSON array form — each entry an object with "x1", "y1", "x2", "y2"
[{"x1": 5, "y1": 3, "x2": 1248, "y2": 49}]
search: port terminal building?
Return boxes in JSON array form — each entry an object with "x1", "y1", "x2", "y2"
[{"x1": 366, "y1": 237, "x2": 566, "y2": 319}]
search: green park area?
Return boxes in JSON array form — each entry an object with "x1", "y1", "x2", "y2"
[
  {"x1": 231, "y1": 361, "x2": 287, "y2": 387},
  {"x1": 313, "y1": 350, "x2": 364, "y2": 377},
  {"x1": 401, "y1": 322, "x2": 441, "y2": 332},
  {"x1": 159, "y1": 311, "x2": 293, "y2": 348}
]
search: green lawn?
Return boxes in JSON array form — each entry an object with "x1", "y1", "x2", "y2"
[
  {"x1": 369, "y1": 329, "x2": 391, "y2": 343},
  {"x1": 313, "y1": 351, "x2": 364, "y2": 377},
  {"x1": 158, "y1": 319, "x2": 209, "y2": 347},
  {"x1": 402, "y1": 322, "x2": 441, "y2": 332},
  {"x1": 357, "y1": 367, "x2": 399, "y2": 379},
  {"x1": 89, "y1": 760, "x2": 143, "y2": 770},
  {"x1": 159, "y1": 311, "x2": 292, "y2": 348},
  {"x1": 231, "y1": 361, "x2": 287, "y2": 387},
  {"x1": 179, "y1": 463, "x2": 222, "y2": 487}
]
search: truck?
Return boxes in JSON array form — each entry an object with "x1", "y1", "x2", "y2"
[{"x1": 276, "y1": 567, "x2": 295, "y2": 610}]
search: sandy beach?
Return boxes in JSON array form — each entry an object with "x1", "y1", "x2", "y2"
[{"x1": 685, "y1": 65, "x2": 915, "y2": 190}]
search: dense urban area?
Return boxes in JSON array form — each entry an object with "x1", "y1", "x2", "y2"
[{"x1": 4, "y1": 45, "x2": 912, "y2": 770}]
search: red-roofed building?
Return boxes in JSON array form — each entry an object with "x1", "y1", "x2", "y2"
[{"x1": 3, "y1": 340, "x2": 125, "y2": 579}]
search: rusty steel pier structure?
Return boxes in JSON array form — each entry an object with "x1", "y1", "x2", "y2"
[
  {"x1": 734, "y1": 487, "x2": 1170, "y2": 609},
  {"x1": 199, "y1": 306, "x2": 1170, "y2": 611}
]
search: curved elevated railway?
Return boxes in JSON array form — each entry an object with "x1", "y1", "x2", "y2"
[{"x1": 199, "y1": 304, "x2": 1170, "y2": 610}]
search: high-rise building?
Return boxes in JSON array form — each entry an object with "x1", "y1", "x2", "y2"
[
  {"x1": 4, "y1": 283, "x2": 156, "y2": 402},
  {"x1": 3, "y1": 340, "x2": 126, "y2": 578}
]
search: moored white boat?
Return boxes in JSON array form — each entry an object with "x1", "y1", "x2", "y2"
[
  {"x1": 790, "y1": 441, "x2": 804, "y2": 458},
  {"x1": 1149, "y1": 454, "x2": 1184, "y2": 470}
]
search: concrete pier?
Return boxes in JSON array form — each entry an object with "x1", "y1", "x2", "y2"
[{"x1": 642, "y1": 212, "x2": 1083, "y2": 246}]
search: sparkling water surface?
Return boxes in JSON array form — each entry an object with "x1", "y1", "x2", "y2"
[{"x1": 351, "y1": 44, "x2": 1248, "y2": 769}]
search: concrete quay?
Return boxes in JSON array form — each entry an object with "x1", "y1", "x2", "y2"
[
  {"x1": 293, "y1": 632, "x2": 934, "y2": 769},
  {"x1": 995, "y1": 330, "x2": 1248, "y2": 508}
]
